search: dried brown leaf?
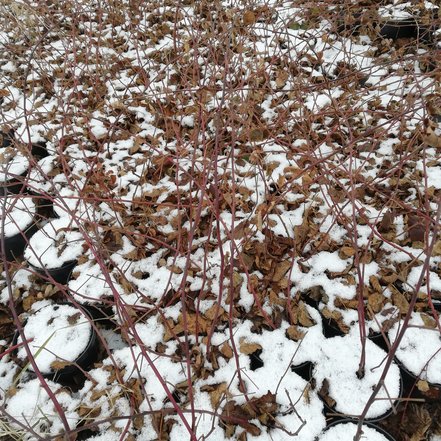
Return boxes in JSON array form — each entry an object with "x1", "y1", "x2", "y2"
[
  {"x1": 272, "y1": 260, "x2": 292, "y2": 282},
  {"x1": 220, "y1": 342, "x2": 234, "y2": 359},
  {"x1": 243, "y1": 10, "x2": 256, "y2": 25},
  {"x1": 368, "y1": 292, "x2": 386, "y2": 313},
  {"x1": 50, "y1": 360, "x2": 74, "y2": 371},
  {"x1": 239, "y1": 338, "x2": 262, "y2": 355},
  {"x1": 391, "y1": 287, "x2": 409, "y2": 314}
]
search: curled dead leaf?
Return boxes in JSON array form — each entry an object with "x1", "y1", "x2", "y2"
[
  {"x1": 391, "y1": 287, "x2": 409, "y2": 314},
  {"x1": 50, "y1": 360, "x2": 74, "y2": 371},
  {"x1": 239, "y1": 337, "x2": 262, "y2": 355},
  {"x1": 286, "y1": 325, "x2": 305, "y2": 342},
  {"x1": 243, "y1": 10, "x2": 256, "y2": 26}
]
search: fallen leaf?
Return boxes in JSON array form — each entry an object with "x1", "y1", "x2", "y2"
[
  {"x1": 220, "y1": 342, "x2": 234, "y2": 359},
  {"x1": 368, "y1": 292, "x2": 386, "y2": 313},
  {"x1": 318, "y1": 378, "x2": 336, "y2": 409},
  {"x1": 243, "y1": 10, "x2": 256, "y2": 26},
  {"x1": 378, "y1": 210, "x2": 395, "y2": 233},
  {"x1": 408, "y1": 214, "x2": 425, "y2": 242},
  {"x1": 339, "y1": 246, "x2": 355, "y2": 258},
  {"x1": 391, "y1": 287, "x2": 410, "y2": 314},
  {"x1": 67, "y1": 312, "x2": 81, "y2": 325},
  {"x1": 239, "y1": 338, "x2": 262, "y2": 355},
  {"x1": 286, "y1": 325, "x2": 305, "y2": 341},
  {"x1": 297, "y1": 301, "x2": 316, "y2": 327},
  {"x1": 420, "y1": 313, "x2": 436, "y2": 328},
  {"x1": 417, "y1": 380, "x2": 430, "y2": 392},
  {"x1": 50, "y1": 360, "x2": 74, "y2": 371},
  {"x1": 272, "y1": 260, "x2": 291, "y2": 282}
]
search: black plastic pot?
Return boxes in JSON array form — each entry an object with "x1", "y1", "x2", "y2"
[
  {"x1": 396, "y1": 358, "x2": 441, "y2": 402},
  {"x1": 24, "y1": 217, "x2": 85, "y2": 284},
  {"x1": 30, "y1": 142, "x2": 48, "y2": 159},
  {"x1": 317, "y1": 419, "x2": 396, "y2": 441},
  {"x1": 379, "y1": 19, "x2": 434, "y2": 45},
  {"x1": 369, "y1": 328, "x2": 440, "y2": 401},
  {"x1": 0, "y1": 198, "x2": 38, "y2": 261},
  {"x1": 322, "y1": 378, "x2": 402, "y2": 424},
  {"x1": 30, "y1": 259, "x2": 78, "y2": 285},
  {"x1": 249, "y1": 349, "x2": 264, "y2": 371},
  {"x1": 12, "y1": 302, "x2": 99, "y2": 383},
  {"x1": 0, "y1": 130, "x2": 14, "y2": 148},
  {"x1": 0, "y1": 173, "x2": 27, "y2": 196},
  {"x1": 1, "y1": 222, "x2": 38, "y2": 261},
  {"x1": 368, "y1": 331, "x2": 390, "y2": 353}
]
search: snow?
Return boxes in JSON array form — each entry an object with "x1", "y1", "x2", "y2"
[
  {"x1": 5, "y1": 378, "x2": 80, "y2": 440},
  {"x1": 0, "y1": 147, "x2": 29, "y2": 181},
  {"x1": 313, "y1": 328, "x2": 401, "y2": 419},
  {"x1": 24, "y1": 217, "x2": 85, "y2": 269},
  {"x1": 0, "y1": 196, "x2": 35, "y2": 238},
  {"x1": 388, "y1": 313, "x2": 441, "y2": 385},
  {"x1": 16, "y1": 302, "x2": 93, "y2": 374},
  {"x1": 0, "y1": 0, "x2": 440, "y2": 439}
]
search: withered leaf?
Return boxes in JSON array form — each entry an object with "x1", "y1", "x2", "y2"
[
  {"x1": 78, "y1": 405, "x2": 101, "y2": 419},
  {"x1": 272, "y1": 260, "x2": 291, "y2": 282},
  {"x1": 339, "y1": 246, "x2": 355, "y2": 258},
  {"x1": 420, "y1": 313, "x2": 436, "y2": 329},
  {"x1": 408, "y1": 214, "x2": 425, "y2": 243},
  {"x1": 378, "y1": 210, "x2": 395, "y2": 233},
  {"x1": 220, "y1": 401, "x2": 261, "y2": 436},
  {"x1": 286, "y1": 325, "x2": 306, "y2": 342},
  {"x1": 208, "y1": 382, "x2": 229, "y2": 409},
  {"x1": 417, "y1": 380, "x2": 430, "y2": 392},
  {"x1": 368, "y1": 292, "x2": 386, "y2": 314},
  {"x1": 50, "y1": 360, "x2": 74, "y2": 371},
  {"x1": 391, "y1": 287, "x2": 409, "y2": 314},
  {"x1": 243, "y1": 10, "x2": 256, "y2": 26},
  {"x1": 297, "y1": 301, "x2": 316, "y2": 327},
  {"x1": 318, "y1": 378, "x2": 336, "y2": 409},
  {"x1": 220, "y1": 342, "x2": 234, "y2": 359},
  {"x1": 67, "y1": 312, "x2": 81, "y2": 325},
  {"x1": 239, "y1": 338, "x2": 262, "y2": 355}
]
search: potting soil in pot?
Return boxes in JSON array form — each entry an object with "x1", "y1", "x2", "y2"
[
  {"x1": 317, "y1": 421, "x2": 392, "y2": 441},
  {"x1": 16, "y1": 302, "x2": 93, "y2": 374}
]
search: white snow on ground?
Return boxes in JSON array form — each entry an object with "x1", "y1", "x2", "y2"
[{"x1": 0, "y1": 0, "x2": 440, "y2": 439}]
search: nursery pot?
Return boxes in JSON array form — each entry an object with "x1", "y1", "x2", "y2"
[
  {"x1": 315, "y1": 332, "x2": 402, "y2": 423},
  {"x1": 30, "y1": 259, "x2": 78, "y2": 285},
  {"x1": 316, "y1": 419, "x2": 396, "y2": 441},
  {"x1": 24, "y1": 217, "x2": 85, "y2": 285},
  {"x1": 0, "y1": 197, "x2": 38, "y2": 261},
  {"x1": 387, "y1": 313, "x2": 441, "y2": 402},
  {"x1": 379, "y1": 19, "x2": 434, "y2": 44},
  {"x1": 13, "y1": 302, "x2": 99, "y2": 382}
]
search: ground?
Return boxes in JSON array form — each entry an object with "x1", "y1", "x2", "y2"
[{"x1": 0, "y1": 0, "x2": 440, "y2": 440}]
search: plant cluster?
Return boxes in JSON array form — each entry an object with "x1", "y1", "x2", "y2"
[{"x1": 0, "y1": 0, "x2": 440, "y2": 440}]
